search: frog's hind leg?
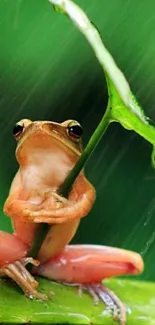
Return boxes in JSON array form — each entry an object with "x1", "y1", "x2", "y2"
[
  {"x1": 35, "y1": 244, "x2": 144, "y2": 282},
  {"x1": 35, "y1": 244, "x2": 144, "y2": 325},
  {"x1": 0, "y1": 231, "x2": 28, "y2": 265},
  {"x1": 0, "y1": 231, "x2": 46, "y2": 299}
]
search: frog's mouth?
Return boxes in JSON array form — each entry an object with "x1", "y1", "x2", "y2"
[{"x1": 16, "y1": 121, "x2": 82, "y2": 160}]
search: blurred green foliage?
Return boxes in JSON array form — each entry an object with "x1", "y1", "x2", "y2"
[{"x1": 0, "y1": 0, "x2": 155, "y2": 281}]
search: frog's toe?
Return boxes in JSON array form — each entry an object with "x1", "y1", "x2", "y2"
[
  {"x1": 1, "y1": 258, "x2": 47, "y2": 300},
  {"x1": 59, "y1": 281, "x2": 126, "y2": 325},
  {"x1": 20, "y1": 209, "x2": 32, "y2": 221},
  {"x1": 85, "y1": 283, "x2": 126, "y2": 325}
]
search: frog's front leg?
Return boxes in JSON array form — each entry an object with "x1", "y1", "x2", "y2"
[
  {"x1": 34, "y1": 245, "x2": 144, "y2": 325},
  {"x1": 22, "y1": 175, "x2": 96, "y2": 224},
  {"x1": 4, "y1": 197, "x2": 40, "y2": 222}
]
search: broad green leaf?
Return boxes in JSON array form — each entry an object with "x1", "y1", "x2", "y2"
[
  {"x1": 48, "y1": 0, "x2": 155, "y2": 167},
  {"x1": 0, "y1": 277, "x2": 154, "y2": 324}
]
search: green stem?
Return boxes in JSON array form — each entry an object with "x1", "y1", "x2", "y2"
[
  {"x1": 59, "y1": 104, "x2": 111, "y2": 195},
  {"x1": 28, "y1": 104, "x2": 111, "y2": 260},
  {"x1": 28, "y1": 224, "x2": 49, "y2": 260}
]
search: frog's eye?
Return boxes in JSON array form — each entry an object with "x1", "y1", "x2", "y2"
[
  {"x1": 67, "y1": 121, "x2": 83, "y2": 140},
  {"x1": 13, "y1": 123, "x2": 24, "y2": 139}
]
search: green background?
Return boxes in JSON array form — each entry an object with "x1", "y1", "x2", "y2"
[{"x1": 0, "y1": 0, "x2": 155, "y2": 282}]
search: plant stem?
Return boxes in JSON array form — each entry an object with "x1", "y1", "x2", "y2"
[
  {"x1": 28, "y1": 224, "x2": 49, "y2": 260},
  {"x1": 59, "y1": 104, "x2": 111, "y2": 195}
]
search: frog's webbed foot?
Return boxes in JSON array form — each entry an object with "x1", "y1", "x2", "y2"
[
  {"x1": 84, "y1": 283, "x2": 126, "y2": 325},
  {"x1": 0, "y1": 257, "x2": 47, "y2": 300},
  {"x1": 62, "y1": 282, "x2": 126, "y2": 325}
]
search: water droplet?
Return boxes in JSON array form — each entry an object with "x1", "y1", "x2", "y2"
[{"x1": 145, "y1": 116, "x2": 155, "y2": 127}]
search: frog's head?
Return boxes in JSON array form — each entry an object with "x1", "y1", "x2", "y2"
[{"x1": 13, "y1": 119, "x2": 83, "y2": 166}]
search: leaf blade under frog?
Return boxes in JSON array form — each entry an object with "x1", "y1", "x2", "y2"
[{"x1": 0, "y1": 277, "x2": 155, "y2": 324}]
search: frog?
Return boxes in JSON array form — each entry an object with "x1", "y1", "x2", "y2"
[{"x1": 0, "y1": 118, "x2": 144, "y2": 325}]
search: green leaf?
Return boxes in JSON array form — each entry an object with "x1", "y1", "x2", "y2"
[
  {"x1": 48, "y1": 0, "x2": 155, "y2": 166},
  {"x1": 0, "y1": 277, "x2": 154, "y2": 324}
]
